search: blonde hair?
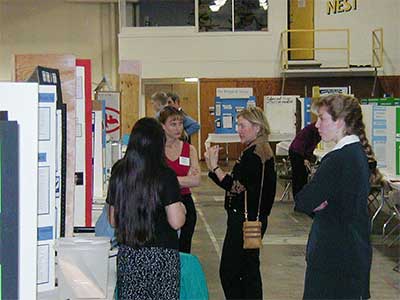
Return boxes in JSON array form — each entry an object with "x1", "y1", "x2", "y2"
[
  {"x1": 237, "y1": 106, "x2": 271, "y2": 138},
  {"x1": 312, "y1": 94, "x2": 383, "y2": 185}
]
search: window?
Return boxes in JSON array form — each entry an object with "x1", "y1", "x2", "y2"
[
  {"x1": 198, "y1": 0, "x2": 233, "y2": 32},
  {"x1": 199, "y1": 0, "x2": 268, "y2": 32},
  {"x1": 234, "y1": 0, "x2": 268, "y2": 31},
  {"x1": 125, "y1": 0, "x2": 195, "y2": 27},
  {"x1": 120, "y1": 0, "x2": 268, "y2": 31}
]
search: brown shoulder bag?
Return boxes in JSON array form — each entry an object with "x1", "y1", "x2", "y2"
[{"x1": 243, "y1": 164, "x2": 265, "y2": 249}]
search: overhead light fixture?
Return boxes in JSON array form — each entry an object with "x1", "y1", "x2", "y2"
[
  {"x1": 184, "y1": 77, "x2": 199, "y2": 82},
  {"x1": 209, "y1": 0, "x2": 227, "y2": 12},
  {"x1": 259, "y1": 0, "x2": 269, "y2": 10},
  {"x1": 210, "y1": 5, "x2": 220, "y2": 12}
]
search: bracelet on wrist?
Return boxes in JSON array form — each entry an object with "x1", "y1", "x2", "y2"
[{"x1": 212, "y1": 166, "x2": 220, "y2": 172}]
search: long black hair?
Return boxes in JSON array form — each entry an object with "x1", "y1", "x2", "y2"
[{"x1": 108, "y1": 117, "x2": 167, "y2": 247}]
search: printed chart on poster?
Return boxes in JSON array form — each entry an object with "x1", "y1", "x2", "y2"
[
  {"x1": 37, "y1": 85, "x2": 57, "y2": 292},
  {"x1": 214, "y1": 88, "x2": 256, "y2": 134},
  {"x1": 264, "y1": 95, "x2": 299, "y2": 140}
]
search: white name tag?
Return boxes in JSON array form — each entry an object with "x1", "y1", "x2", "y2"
[{"x1": 179, "y1": 156, "x2": 190, "y2": 166}]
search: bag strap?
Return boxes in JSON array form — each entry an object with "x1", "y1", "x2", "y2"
[{"x1": 244, "y1": 163, "x2": 265, "y2": 221}]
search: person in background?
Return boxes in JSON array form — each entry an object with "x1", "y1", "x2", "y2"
[
  {"x1": 295, "y1": 94, "x2": 382, "y2": 300},
  {"x1": 204, "y1": 106, "x2": 276, "y2": 300},
  {"x1": 159, "y1": 106, "x2": 201, "y2": 253},
  {"x1": 151, "y1": 91, "x2": 168, "y2": 117},
  {"x1": 167, "y1": 92, "x2": 200, "y2": 142},
  {"x1": 289, "y1": 122, "x2": 321, "y2": 197},
  {"x1": 107, "y1": 117, "x2": 186, "y2": 300}
]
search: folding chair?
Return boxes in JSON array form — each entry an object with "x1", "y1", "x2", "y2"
[{"x1": 277, "y1": 158, "x2": 292, "y2": 201}]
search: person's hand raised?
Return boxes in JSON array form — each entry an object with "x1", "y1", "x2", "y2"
[{"x1": 204, "y1": 145, "x2": 220, "y2": 171}]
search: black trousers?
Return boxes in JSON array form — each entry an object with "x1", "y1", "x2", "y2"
[
  {"x1": 220, "y1": 209, "x2": 268, "y2": 300},
  {"x1": 289, "y1": 149, "x2": 309, "y2": 197},
  {"x1": 179, "y1": 194, "x2": 197, "y2": 253}
]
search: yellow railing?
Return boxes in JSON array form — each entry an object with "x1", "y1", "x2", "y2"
[
  {"x1": 280, "y1": 28, "x2": 350, "y2": 70},
  {"x1": 372, "y1": 28, "x2": 383, "y2": 68}
]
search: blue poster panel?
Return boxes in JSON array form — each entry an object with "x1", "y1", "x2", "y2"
[{"x1": 214, "y1": 96, "x2": 256, "y2": 133}]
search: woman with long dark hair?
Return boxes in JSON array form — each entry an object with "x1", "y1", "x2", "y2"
[
  {"x1": 158, "y1": 106, "x2": 201, "y2": 253},
  {"x1": 107, "y1": 117, "x2": 186, "y2": 300},
  {"x1": 295, "y1": 94, "x2": 382, "y2": 299}
]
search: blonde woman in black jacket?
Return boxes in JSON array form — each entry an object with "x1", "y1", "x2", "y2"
[{"x1": 205, "y1": 107, "x2": 276, "y2": 300}]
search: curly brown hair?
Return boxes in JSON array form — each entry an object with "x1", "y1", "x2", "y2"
[{"x1": 312, "y1": 94, "x2": 383, "y2": 185}]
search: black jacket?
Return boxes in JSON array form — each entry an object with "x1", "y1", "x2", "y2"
[
  {"x1": 295, "y1": 142, "x2": 372, "y2": 299},
  {"x1": 209, "y1": 142, "x2": 276, "y2": 220}
]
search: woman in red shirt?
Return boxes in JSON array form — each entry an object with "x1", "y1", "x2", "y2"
[{"x1": 159, "y1": 106, "x2": 201, "y2": 253}]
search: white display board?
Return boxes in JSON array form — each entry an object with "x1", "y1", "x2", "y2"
[
  {"x1": 93, "y1": 110, "x2": 105, "y2": 198},
  {"x1": 74, "y1": 66, "x2": 87, "y2": 227},
  {"x1": 264, "y1": 95, "x2": 298, "y2": 138},
  {"x1": 216, "y1": 87, "x2": 253, "y2": 99},
  {"x1": 96, "y1": 91, "x2": 121, "y2": 141},
  {"x1": 37, "y1": 85, "x2": 57, "y2": 292},
  {"x1": 362, "y1": 104, "x2": 397, "y2": 174},
  {"x1": 55, "y1": 109, "x2": 62, "y2": 239},
  {"x1": 0, "y1": 82, "x2": 38, "y2": 300}
]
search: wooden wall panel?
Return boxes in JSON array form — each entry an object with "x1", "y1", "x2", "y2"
[
  {"x1": 199, "y1": 79, "x2": 238, "y2": 160},
  {"x1": 120, "y1": 74, "x2": 140, "y2": 136},
  {"x1": 172, "y1": 83, "x2": 199, "y2": 155},
  {"x1": 378, "y1": 76, "x2": 400, "y2": 97},
  {"x1": 144, "y1": 84, "x2": 172, "y2": 117},
  {"x1": 199, "y1": 76, "x2": 399, "y2": 160},
  {"x1": 143, "y1": 83, "x2": 200, "y2": 155},
  {"x1": 14, "y1": 54, "x2": 76, "y2": 237}
]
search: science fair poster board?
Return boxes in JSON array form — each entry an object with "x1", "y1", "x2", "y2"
[
  {"x1": 214, "y1": 88, "x2": 256, "y2": 134},
  {"x1": 37, "y1": 85, "x2": 57, "y2": 292},
  {"x1": 362, "y1": 102, "x2": 398, "y2": 175},
  {"x1": 0, "y1": 82, "x2": 38, "y2": 300},
  {"x1": 0, "y1": 120, "x2": 19, "y2": 300},
  {"x1": 264, "y1": 96, "x2": 299, "y2": 138}
]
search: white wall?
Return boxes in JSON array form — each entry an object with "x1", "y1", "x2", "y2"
[
  {"x1": 0, "y1": 0, "x2": 118, "y2": 87},
  {"x1": 119, "y1": 0, "x2": 400, "y2": 78},
  {"x1": 315, "y1": 0, "x2": 400, "y2": 75},
  {"x1": 119, "y1": 0, "x2": 287, "y2": 79}
]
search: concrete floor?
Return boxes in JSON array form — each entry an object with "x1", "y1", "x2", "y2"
[
  {"x1": 190, "y1": 163, "x2": 400, "y2": 300},
  {"x1": 44, "y1": 162, "x2": 399, "y2": 300}
]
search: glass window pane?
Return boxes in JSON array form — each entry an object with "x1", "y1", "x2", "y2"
[
  {"x1": 199, "y1": 0, "x2": 232, "y2": 32},
  {"x1": 126, "y1": 0, "x2": 195, "y2": 27},
  {"x1": 234, "y1": 0, "x2": 268, "y2": 31}
]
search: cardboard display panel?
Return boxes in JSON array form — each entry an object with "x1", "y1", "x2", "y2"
[{"x1": 14, "y1": 54, "x2": 76, "y2": 237}]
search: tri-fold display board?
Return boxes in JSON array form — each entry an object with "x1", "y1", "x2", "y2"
[
  {"x1": 264, "y1": 95, "x2": 300, "y2": 139},
  {"x1": 214, "y1": 88, "x2": 256, "y2": 134},
  {"x1": 75, "y1": 59, "x2": 93, "y2": 228},
  {"x1": 0, "y1": 119, "x2": 19, "y2": 300},
  {"x1": 361, "y1": 98, "x2": 400, "y2": 175},
  {"x1": 37, "y1": 86, "x2": 57, "y2": 292},
  {"x1": 0, "y1": 82, "x2": 38, "y2": 300}
]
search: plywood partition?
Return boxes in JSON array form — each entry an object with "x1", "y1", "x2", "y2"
[
  {"x1": 14, "y1": 54, "x2": 76, "y2": 237},
  {"x1": 144, "y1": 84, "x2": 172, "y2": 117},
  {"x1": 199, "y1": 78, "x2": 282, "y2": 160},
  {"x1": 199, "y1": 75, "x2": 400, "y2": 160},
  {"x1": 120, "y1": 74, "x2": 140, "y2": 136},
  {"x1": 173, "y1": 83, "x2": 200, "y2": 155},
  {"x1": 143, "y1": 82, "x2": 200, "y2": 155}
]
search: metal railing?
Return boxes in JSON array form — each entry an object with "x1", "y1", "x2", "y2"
[
  {"x1": 372, "y1": 28, "x2": 383, "y2": 68},
  {"x1": 280, "y1": 28, "x2": 350, "y2": 70}
]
